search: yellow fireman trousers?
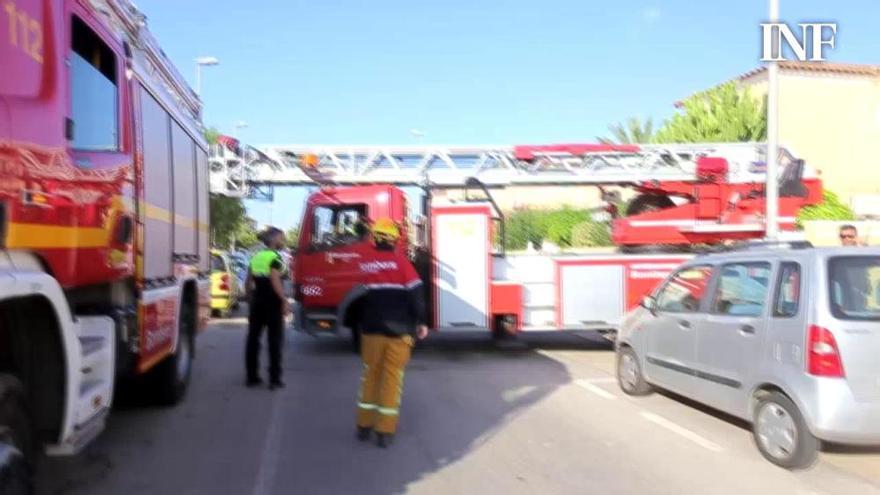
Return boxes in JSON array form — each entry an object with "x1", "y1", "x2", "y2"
[{"x1": 356, "y1": 333, "x2": 414, "y2": 434}]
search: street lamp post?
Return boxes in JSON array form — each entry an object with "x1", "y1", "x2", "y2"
[
  {"x1": 231, "y1": 120, "x2": 249, "y2": 250},
  {"x1": 233, "y1": 121, "x2": 249, "y2": 139},
  {"x1": 765, "y1": 0, "x2": 780, "y2": 240},
  {"x1": 194, "y1": 56, "x2": 219, "y2": 95}
]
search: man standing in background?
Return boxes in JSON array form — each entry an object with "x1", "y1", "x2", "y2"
[
  {"x1": 839, "y1": 224, "x2": 861, "y2": 246},
  {"x1": 245, "y1": 227, "x2": 291, "y2": 390}
]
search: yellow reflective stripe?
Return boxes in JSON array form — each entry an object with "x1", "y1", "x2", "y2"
[
  {"x1": 6, "y1": 223, "x2": 109, "y2": 249},
  {"x1": 174, "y1": 213, "x2": 197, "y2": 229},
  {"x1": 140, "y1": 202, "x2": 200, "y2": 229},
  {"x1": 143, "y1": 203, "x2": 172, "y2": 223},
  {"x1": 358, "y1": 402, "x2": 378, "y2": 410},
  {"x1": 377, "y1": 407, "x2": 399, "y2": 416}
]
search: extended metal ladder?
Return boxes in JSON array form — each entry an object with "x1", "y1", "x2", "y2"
[{"x1": 208, "y1": 141, "x2": 783, "y2": 197}]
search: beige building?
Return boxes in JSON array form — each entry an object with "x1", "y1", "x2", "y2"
[{"x1": 734, "y1": 61, "x2": 880, "y2": 216}]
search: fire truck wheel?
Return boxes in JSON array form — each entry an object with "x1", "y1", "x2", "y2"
[
  {"x1": 625, "y1": 194, "x2": 675, "y2": 216},
  {"x1": 0, "y1": 375, "x2": 32, "y2": 495},
  {"x1": 152, "y1": 300, "x2": 195, "y2": 405},
  {"x1": 616, "y1": 347, "x2": 653, "y2": 396}
]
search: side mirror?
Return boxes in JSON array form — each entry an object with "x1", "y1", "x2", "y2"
[{"x1": 641, "y1": 296, "x2": 657, "y2": 314}]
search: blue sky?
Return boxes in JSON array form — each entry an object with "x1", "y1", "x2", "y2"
[{"x1": 139, "y1": 0, "x2": 880, "y2": 229}]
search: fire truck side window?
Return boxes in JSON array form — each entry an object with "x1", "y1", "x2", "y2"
[
  {"x1": 310, "y1": 205, "x2": 367, "y2": 250},
  {"x1": 656, "y1": 266, "x2": 713, "y2": 313},
  {"x1": 70, "y1": 16, "x2": 118, "y2": 151}
]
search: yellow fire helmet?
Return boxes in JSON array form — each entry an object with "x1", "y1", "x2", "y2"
[{"x1": 371, "y1": 217, "x2": 400, "y2": 244}]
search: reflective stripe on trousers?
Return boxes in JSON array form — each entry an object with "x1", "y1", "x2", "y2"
[{"x1": 355, "y1": 334, "x2": 413, "y2": 434}]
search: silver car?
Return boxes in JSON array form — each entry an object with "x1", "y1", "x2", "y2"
[{"x1": 616, "y1": 244, "x2": 880, "y2": 469}]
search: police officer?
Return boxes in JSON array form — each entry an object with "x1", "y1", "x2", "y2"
[
  {"x1": 355, "y1": 218, "x2": 429, "y2": 448},
  {"x1": 245, "y1": 227, "x2": 291, "y2": 389}
]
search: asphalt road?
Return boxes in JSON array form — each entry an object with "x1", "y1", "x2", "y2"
[{"x1": 37, "y1": 318, "x2": 880, "y2": 495}]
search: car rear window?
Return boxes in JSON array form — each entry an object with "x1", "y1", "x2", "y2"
[
  {"x1": 211, "y1": 254, "x2": 226, "y2": 272},
  {"x1": 828, "y1": 256, "x2": 880, "y2": 321}
]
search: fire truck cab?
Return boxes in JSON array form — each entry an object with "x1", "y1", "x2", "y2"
[
  {"x1": 294, "y1": 186, "x2": 412, "y2": 335},
  {"x1": 1, "y1": 0, "x2": 210, "y2": 488}
]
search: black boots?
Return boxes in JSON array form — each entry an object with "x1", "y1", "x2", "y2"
[
  {"x1": 376, "y1": 433, "x2": 394, "y2": 448},
  {"x1": 246, "y1": 377, "x2": 264, "y2": 388},
  {"x1": 356, "y1": 426, "x2": 372, "y2": 442},
  {"x1": 357, "y1": 428, "x2": 393, "y2": 448},
  {"x1": 269, "y1": 380, "x2": 285, "y2": 390}
]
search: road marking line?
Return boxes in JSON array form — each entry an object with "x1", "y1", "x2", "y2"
[
  {"x1": 576, "y1": 379, "x2": 617, "y2": 400},
  {"x1": 640, "y1": 411, "x2": 724, "y2": 452},
  {"x1": 252, "y1": 392, "x2": 285, "y2": 495},
  {"x1": 580, "y1": 377, "x2": 617, "y2": 384}
]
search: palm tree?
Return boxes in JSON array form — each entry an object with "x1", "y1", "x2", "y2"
[{"x1": 598, "y1": 117, "x2": 654, "y2": 144}]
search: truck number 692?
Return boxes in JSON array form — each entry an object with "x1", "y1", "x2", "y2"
[
  {"x1": 4, "y1": 0, "x2": 43, "y2": 64},
  {"x1": 301, "y1": 285, "x2": 323, "y2": 297}
]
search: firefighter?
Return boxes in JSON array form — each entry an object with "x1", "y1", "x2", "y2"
[
  {"x1": 355, "y1": 218, "x2": 429, "y2": 448},
  {"x1": 245, "y1": 227, "x2": 291, "y2": 389}
]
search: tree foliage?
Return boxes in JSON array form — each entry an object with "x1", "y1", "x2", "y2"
[
  {"x1": 599, "y1": 117, "x2": 654, "y2": 144},
  {"x1": 236, "y1": 217, "x2": 260, "y2": 249},
  {"x1": 796, "y1": 190, "x2": 856, "y2": 226},
  {"x1": 204, "y1": 127, "x2": 220, "y2": 145},
  {"x1": 209, "y1": 194, "x2": 246, "y2": 248},
  {"x1": 286, "y1": 226, "x2": 301, "y2": 248},
  {"x1": 654, "y1": 82, "x2": 766, "y2": 143},
  {"x1": 505, "y1": 207, "x2": 611, "y2": 249}
]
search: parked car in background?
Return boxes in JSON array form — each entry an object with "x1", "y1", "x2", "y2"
[
  {"x1": 211, "y1": 250, "x2": 243, "y2": 317},
  {"x1": 228, "y1": 251, "x2": 250, "y2": 291},
  {"x1": 615, "y1": 244, "x2": 880, "y2": 469}
]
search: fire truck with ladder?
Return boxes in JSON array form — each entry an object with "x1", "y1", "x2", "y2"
[
  {"x1": 208, "y1": 140, "x2": 822, "y2": 350},
  {"x1": 1, "y1": 0, "x2": 210, "y2": 489}
]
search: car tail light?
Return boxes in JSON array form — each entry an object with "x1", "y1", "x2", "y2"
[{"x1": 807, "y1": 325, "x2": 845, "y2": 378}]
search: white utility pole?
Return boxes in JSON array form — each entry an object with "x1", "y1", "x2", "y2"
[
  {"x1": 194, "y1": 56, "x2": 219, "y2": 95},
  {"x1": 765, "y1": 0, "x2": 780, "y2": 240}
]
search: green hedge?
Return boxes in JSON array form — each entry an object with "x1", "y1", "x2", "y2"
[
  {"x1": 571, "y1": 221, "x2": 612, "y2": 247},
  {"x1": 505, "y1": 207, "x2": 612, "y2": 249},
  {"x1": 796, "y1": 190, "x2": 855, "y2": 227}
]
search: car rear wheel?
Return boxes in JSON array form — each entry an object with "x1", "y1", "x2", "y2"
[
  {"x1": 616, "y1": 346, "x2": 652, "y2": 396},
  {"x1": 753, "y1": 391, "x2": 818, "y2": 469}
]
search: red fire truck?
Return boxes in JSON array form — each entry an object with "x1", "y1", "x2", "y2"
[
  {"x1": 240, "y1": 143, "x2": 822, "y2": 348},
  {"x1": 1, "y1": 0, "x2": 209, "y2": 486}
]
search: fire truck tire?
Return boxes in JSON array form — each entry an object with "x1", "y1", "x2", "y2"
[
  {"x1": 152, "y1": 300, "x2": 195, "y2": 406},
  {"x1": 616, "y1": 346, "x2": 653, "y2": 396},
  {"x1": 625, "y1": 194, "x2": 675, "y2": 216},
  {"x1": 0, "y1": 375, "x2": 32, "y2": 495}
]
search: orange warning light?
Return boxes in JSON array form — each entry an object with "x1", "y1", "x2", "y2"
[{"x1": 301, "y1": 153, "x2": 320, "y2": 168}]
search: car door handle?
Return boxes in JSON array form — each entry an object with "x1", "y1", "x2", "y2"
[
  {"x1": 739, "y1": 324, "x2": 756, "y2": 334},
  {"x1": 678, "y1": 319, "x2": 691, "y2": 329}
]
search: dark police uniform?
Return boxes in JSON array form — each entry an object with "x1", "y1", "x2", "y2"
[{"x1": 247, "y1": 249, "x2": 286, "y2": 384}]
